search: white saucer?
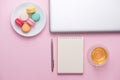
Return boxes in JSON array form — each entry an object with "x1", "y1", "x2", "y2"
[{"x1": 11, "y1": 2, "x2": 46, "y2": 37}]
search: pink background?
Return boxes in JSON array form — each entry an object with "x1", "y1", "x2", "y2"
[{"x1": 0, "y1": 0, "x2": 120, "y2": 80}]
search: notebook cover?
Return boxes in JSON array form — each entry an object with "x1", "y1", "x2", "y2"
[{"x1": 58, "y1": 37, "x2": 84, "y2": 74}]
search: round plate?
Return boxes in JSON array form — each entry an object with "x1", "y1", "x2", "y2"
[{"x1": 11, "y1": 2, "x2": 46, "y2": 37}]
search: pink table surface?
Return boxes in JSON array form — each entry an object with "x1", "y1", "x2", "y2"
[{"x1": 0, "y1": 0, "x2": 120, "y2": 80}]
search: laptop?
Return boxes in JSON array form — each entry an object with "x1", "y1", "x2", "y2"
[{"x1": 50, "y1": 0, "x2": 120, "y2": 32}]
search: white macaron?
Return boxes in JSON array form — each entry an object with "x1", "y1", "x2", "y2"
[{"x1": 19, "y1": 12, "x2": 29, "y2": 21}]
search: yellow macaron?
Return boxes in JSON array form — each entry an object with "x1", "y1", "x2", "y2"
[{"x1": 26, "y1": 6, "x2": 36, "y2": 14}]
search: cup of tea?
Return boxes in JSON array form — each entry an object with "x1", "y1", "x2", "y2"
[{"x1": 88, "y1": 45, "x2": 108, "y2": 67}]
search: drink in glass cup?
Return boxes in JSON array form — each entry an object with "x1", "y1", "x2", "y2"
[{"x1": 88, "y1": 46, "x2": 108, "y2": 67}]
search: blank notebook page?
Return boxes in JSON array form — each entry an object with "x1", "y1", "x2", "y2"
[{"x1": 58, "y1": 37, "x2": 83, "y2": 74}]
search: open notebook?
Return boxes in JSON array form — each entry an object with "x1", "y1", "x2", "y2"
[
  {"x1": 50, "y1": 0, "x2": 120, "y2": 32},
  {"x1": 58, "y1": 37, "x2": 83, "y2": 74}
]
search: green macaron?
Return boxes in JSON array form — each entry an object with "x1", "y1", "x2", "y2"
[{"x1": 31, "y1": 12, "x2": 40, "y2": 22}]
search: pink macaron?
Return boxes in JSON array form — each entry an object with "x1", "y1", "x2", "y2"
[
  {"x1": 15, "y1": 18, "x2": 24, "y2": 27},
  {"x1": 26, "y1": 18, "x2": 35, "y2": 26}
]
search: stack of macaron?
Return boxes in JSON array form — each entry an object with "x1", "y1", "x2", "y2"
[{"x1": 15, "y1": 6, "x2": 40, "y2": 33}]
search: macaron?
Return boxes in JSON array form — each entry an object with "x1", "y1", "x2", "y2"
[
  {"x1": 20, "y1": 12, "x2": 29, "y2": 21},
  {"x1": 26, "y1": 6, "x2": 36, "y2": 14},
  {"x1": 22, "y1": 23, "x2": 31, "y2": 33},
  {"x1": 26, "y1": 18, "x2": 35, "y2": 26},
  {"x1": 31, "y1": 12, "x2": 40, "y2": 22},
  {"x1": 15, "y1": 18, "x2": 24, "y2": 27}
]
